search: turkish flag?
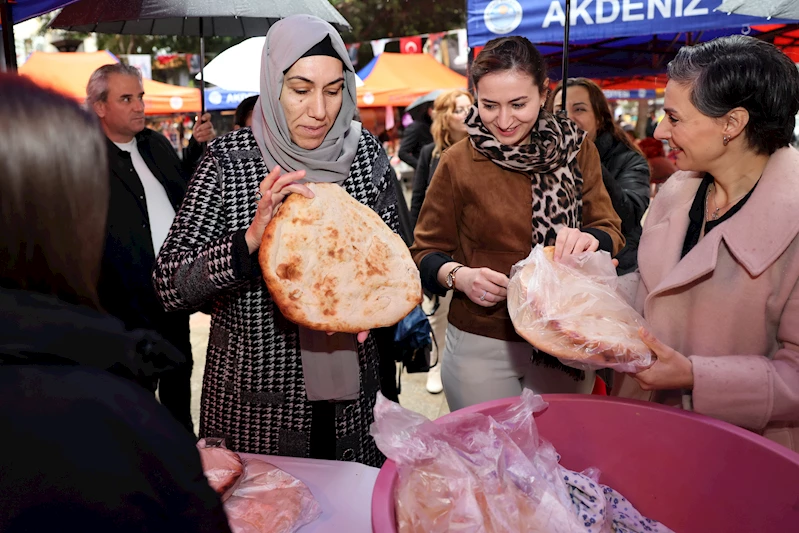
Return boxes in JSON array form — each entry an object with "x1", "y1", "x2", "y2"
[{"x1": 400, "y1": 36, "x2": 423, "y2": 54}]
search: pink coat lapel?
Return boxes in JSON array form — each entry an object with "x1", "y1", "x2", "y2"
[{"x1": 641, "y1": 147, "x2": 799, "y2": 308}]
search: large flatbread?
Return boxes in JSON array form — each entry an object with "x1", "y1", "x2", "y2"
[
  {"x1": 260, "y1": 183, "x2": 421, "y2": 333},
  {"x1": 508, "y1": 246, "x2": 651, "y2": 370}
]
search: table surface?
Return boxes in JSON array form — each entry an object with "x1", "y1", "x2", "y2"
[{"x1": 238, "y1": 453, "x2": 380, "y2": 533}]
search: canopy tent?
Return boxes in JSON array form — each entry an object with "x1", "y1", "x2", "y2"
[
  {"x1": 356, "y1": 52, "x2": 468, "y2": 108},
  {"x1": 467, "y1": 0, "x2": 799, "y2": 81},
  {"x1": 5, "y1": 0, "x2": 79, "y2": 23},
  {"x1": 1, "y1": 0, "x2": 81, "y2": 70},
  {"x1": 19, "y1": 51, "x2": 201, "y2": 115}
]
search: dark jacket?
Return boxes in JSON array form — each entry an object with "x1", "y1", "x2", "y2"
[
  {"x1": 99, "y1": 128, "x2": 198, "y2": 360},
  {"x1": 398, "y1": 120, "x2": 433, "y2": 169},
  {"x1": 593, "y1": 131, "x2": 651, "y2": 274},
  {"x1": 0, "y1": 288, "x2": 230, "y2": 533},
  {"x1": 410, "y1": 142, "x2": 439, "y2": 229}
]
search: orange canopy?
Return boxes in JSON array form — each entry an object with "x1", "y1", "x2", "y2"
[
  {"x1": 19, "y1": 51, "x2": 201, "y2": 115},
  {"x1": 357, "y1": 53, "x2": 467, "y2": 108}
]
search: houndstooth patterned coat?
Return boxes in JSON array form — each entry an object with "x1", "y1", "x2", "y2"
[{"x1": 153, "y1": 127, "x2": 397, "y2": 467}]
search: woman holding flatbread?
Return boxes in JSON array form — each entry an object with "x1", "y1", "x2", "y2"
[
  {"x1": 154, "y1": 15, "x2": 397, "y2": 466},
  {"x1": 613, "y1": 36, "x2": 799, "y2": 451},
  {"x1": 411, "y1": 36, "x2": 624, "y2": 411}
]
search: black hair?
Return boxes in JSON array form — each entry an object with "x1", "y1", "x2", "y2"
[
  {"x1": 234, "y1": 95, "x2": 259, "y2": 128},
  {"x1": 668, "y1": 35, "x2": 799, "y2": 155}
]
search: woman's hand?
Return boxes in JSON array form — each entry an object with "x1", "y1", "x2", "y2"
[
  {"x1": 455, "y1": 267, "x2": 509, "y2": 307},
  {"x1": 631, "y1": 328, "x2": 694, "y2": 391},
  {"x1": 554, "y1": 227, "x2": 599, "y2": 262},
  {"x1": 245, "y1": 166, "x2": 312, "y2": 254},
  {"x1": 328, "y1": 331, "x2": 370, "y2": 343}
]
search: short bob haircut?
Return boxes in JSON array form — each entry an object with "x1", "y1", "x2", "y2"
[
  {"x1": 0, "y1": 74, "x2": 109, "y2": 308},
  {"x1": 667, "y1": 35, "x2": 799, "y2": 155}
]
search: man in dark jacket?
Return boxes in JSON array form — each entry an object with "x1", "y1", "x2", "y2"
[
  {"x1": 398, "y1": 103, "x2": 433, "y2": 169},
  {"x1": 0, "y1": 288, "x2": 231, "y2": 533},
  {"x1": 87, "y1": 63, "x2": 215, "y2": 432}
]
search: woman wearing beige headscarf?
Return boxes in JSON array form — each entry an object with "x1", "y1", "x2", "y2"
[{"x1": 154, "y1": 15, "x2": 398, "y2": 467}]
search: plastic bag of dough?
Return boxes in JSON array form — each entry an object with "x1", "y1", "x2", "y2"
[
  {"x1": 224, "y1": 458, "x2": 322, "y2": 533},
  {"x1": 507, "y1": 245, "x2": 653, "y2": 372},
  {"x1": 370, "y1": 391, "x2": 583, "y2": 533},
  {"x1": 196, "y1": 438, "x2": 243, "y2": 497}
]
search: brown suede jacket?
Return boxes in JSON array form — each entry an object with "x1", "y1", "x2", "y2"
[{"x1": 411, "y1": 137, "x2": 624, "y2": 342}]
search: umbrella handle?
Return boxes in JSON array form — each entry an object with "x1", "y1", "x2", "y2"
[
  {"x1": 199, "y1": 21, "x2": 206, "y2": 116},
  {"x1": 560, "y1": 0, "x2": 571, "y2": 116}
]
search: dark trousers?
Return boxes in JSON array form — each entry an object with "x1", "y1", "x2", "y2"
[{"x1": 158, "y1": 357, "x2": 194, "y2": 434}]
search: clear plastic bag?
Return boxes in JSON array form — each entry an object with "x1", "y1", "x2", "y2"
[
  {"x1": 196, "y1": 437, "x2": 244, "y2": 497},
  {"x1": 224, "y1": 458, "x2": 322, "y2": 533},
  {"x1": 371, "y1": 391, "x2": 584, "y2": 533},
  {"x1": 507, "y1": 245, "x2": 653, "y2": 372}
]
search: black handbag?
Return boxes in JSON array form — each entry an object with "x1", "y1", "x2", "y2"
[{"x1": 392, "y1": 298, "x2": 440, "y2": 393}]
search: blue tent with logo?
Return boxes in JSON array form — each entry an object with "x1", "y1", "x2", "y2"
[
  {"x1": 467, "y1": 0, "x2": 799, "y2": 81},
  {"x1": 204, "y1": 87, "x2": 258, "y2": 112},
  {"x1": 1, "y1": 0, "x2": 81, "y2": 70}
]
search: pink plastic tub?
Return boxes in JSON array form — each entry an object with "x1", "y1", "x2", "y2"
[{"x1": 372, "y1": 394, "x2": 799, "y2": 532}]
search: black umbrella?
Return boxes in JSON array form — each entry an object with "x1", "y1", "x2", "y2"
[{"x1": 51, "y1": 0, "x2": 351, "y2": 113}]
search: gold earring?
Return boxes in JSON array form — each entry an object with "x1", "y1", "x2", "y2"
[{"x1": 723, "y1": 135, "x2": 730, "y2": 146}]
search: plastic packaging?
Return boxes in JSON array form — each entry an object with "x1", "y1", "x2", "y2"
[
  {"x1": 224, "y1": 458, "x2": 322, "y2": 533},
  {"x1": 507, "y1": 245, "x2": 653, "y2": 372},
  {"x1": 371, "y1": 391, "x2": 584, "y2": 533},
  {"x1": 197, "y1": 438, "x2": 244, "y2": 496},
  {"x1": 372, "y1": 391, "x2": 676, "y2": 533}
]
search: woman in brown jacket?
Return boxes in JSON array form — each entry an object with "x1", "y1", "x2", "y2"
[{"x1": 411, "y1": 36, "x2": 623, "y2": 411}]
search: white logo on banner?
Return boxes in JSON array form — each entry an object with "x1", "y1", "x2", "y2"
[
  {"x1": 208, "y1": 91, "x2": 223, "y2": 105},
  {"x1": 484, "y1": 0, "x2": 524, "y2": 35},
  {"x1": 363, "y1": 93, "x2": 375, "y2": 105},
  {"x1": 403, "y1": 41, "x2": 419, "y2": 53},
  {"x1": 169, "y1": 96, "x2": 184, "y2": 110}
]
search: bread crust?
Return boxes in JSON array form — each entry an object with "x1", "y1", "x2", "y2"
[{"x1": 260, "y1": 183, "x2": 421, "y2": 332}]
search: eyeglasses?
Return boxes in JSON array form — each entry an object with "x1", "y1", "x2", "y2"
[{"x1": 453, "y1": 107, "x2": 469, "y2": 115}]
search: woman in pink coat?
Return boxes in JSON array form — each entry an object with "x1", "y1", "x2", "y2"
[{"x1": 614, "y1": 35, "x2": 799, "y2": 452}]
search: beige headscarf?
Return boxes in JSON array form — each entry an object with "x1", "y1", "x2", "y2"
[
  {"x1": 251, "y1": 14, "x2": 362, "y2": 183},
  {"x1": 253, "y1": 15, "x2": 364, "y2": 402}
]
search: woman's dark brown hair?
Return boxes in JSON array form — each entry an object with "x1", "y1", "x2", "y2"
[
  {"x1": 547, "y1": 77, "x2": 641, "y2": 154},
  {"x1": 470, "y1": 36, "x2": 548, "y2": 93},
  {"x1": 0, "y1": 74, "x2": 109, "y2": 308}
]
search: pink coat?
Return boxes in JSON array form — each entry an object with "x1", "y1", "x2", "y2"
[{"x1": 613, "y1": 146, "x2": 799, "y2": 452}]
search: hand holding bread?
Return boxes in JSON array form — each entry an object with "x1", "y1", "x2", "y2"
[
  {"x1": 245, "y1": 166, "x2": 312, "y2": 254},
  {"x1": 260, "y1": 182, "x2": 422, "y2": 333}
]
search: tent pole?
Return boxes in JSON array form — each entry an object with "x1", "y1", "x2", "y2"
[
  {"x1": 0, "y1": 0, "x2": 17, "y2": 72},
  {"x1": 560, "y1": 0, "x2": 571, "y2": 115}
]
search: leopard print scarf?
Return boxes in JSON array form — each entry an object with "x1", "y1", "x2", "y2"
[
  {"x1": 466, "y1": 106, "x2": 587, "y2": 248},
  {"x1": 466, "y1": 107, "x2": 588, "y2": 381}
]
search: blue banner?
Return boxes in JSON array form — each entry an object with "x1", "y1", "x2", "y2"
[
  {"x1": 467, "y1": 0, "x2": 797, "y2": 47},
  {"x1": 205, "y1": 88, "x2": 258, "y2": 112},
  {"x1": 8, "y1": 0, "x2": 78, "y2": 25}
]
